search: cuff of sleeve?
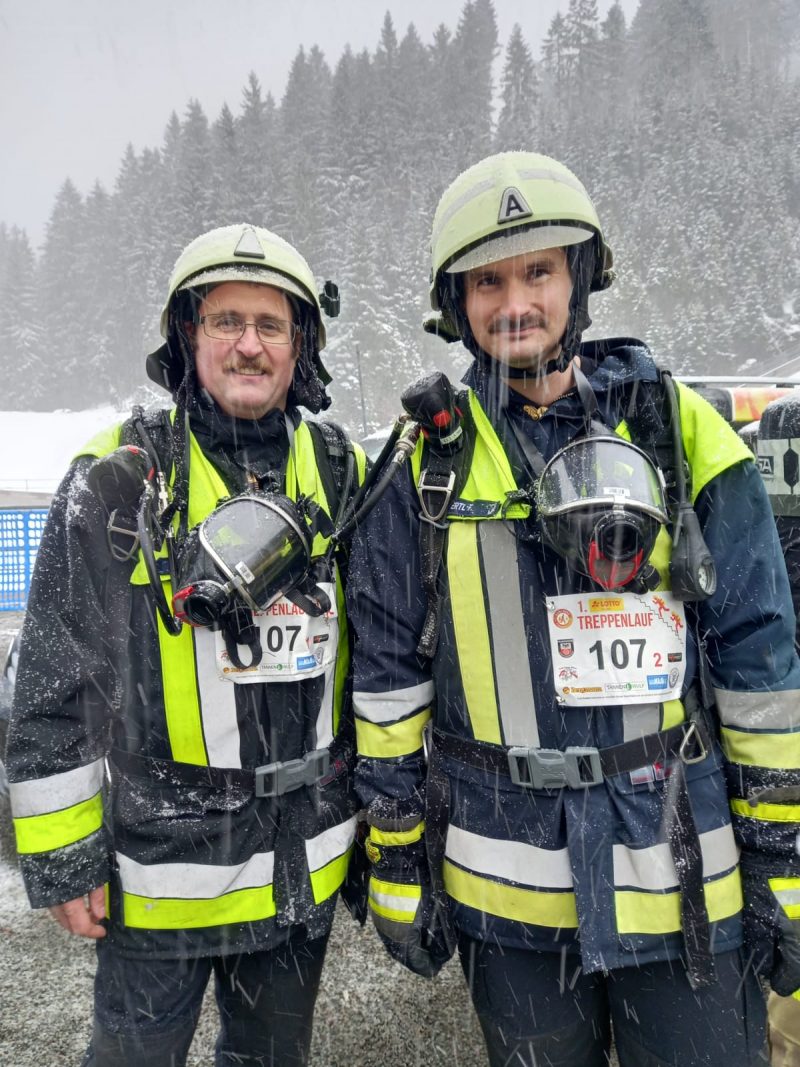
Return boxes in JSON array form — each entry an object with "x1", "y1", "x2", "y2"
[{"x1": 18, "y1": 830, "x2": 110, "y2": 910}]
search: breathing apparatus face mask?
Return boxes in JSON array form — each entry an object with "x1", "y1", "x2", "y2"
[
  {"x1": 172, "y1": 492, "x2": 332, "y2": 627},
  {"x1": 536, "y1": 436, "x2": 669, "y2": 591}
]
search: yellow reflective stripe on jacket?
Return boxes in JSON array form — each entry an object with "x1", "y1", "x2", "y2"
[
  {"x1": 444, "y1": 859, "x2": 579, "y2": 928},
  {"x1": 14, "y1": 793, "x2": 103, "y2": 855},
  {"x1": 447, "y1": 522, "x2": 502, "y2": 744},
  {"x1": 721, "y1": 726, "x2": 800, "y2": 768},
  {"x1": 368, "y1": 876, "x2": 421, "y2": 923},
  {"x1": 122, "y1": 885, "x2": 277, "y2": 929},
  {"x1": 306, "y1": 816, "x2": 357, "y2": 905},
  {"x1": 156, "y1": 593, "x2": 208, "y2": 766},
  {"x1": 370, "y1": 822, "x2": 425, "y2": 847},
  {"x1": 732, "y1": 798, "x2": 800, "y2": 823},
  {"x1": 615, "y1": 868, "x2": 742, "y2": 935},
  {"x1": 286, "y1": 421, "x2": 332, "y2": 557},
  {"x1": 332, "y1": 577, "x2": 349, "y2": 736},
  {"x1": 310, "y1": 846, "x2": 353, "y2": 906},
  {"x1": 355, "y1": 707, "x2": 431, "y2": 759}
]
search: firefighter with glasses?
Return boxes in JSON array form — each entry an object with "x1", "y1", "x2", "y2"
[{"x1": 6, "y1": 224, "x2": 366, "y2": 1066}]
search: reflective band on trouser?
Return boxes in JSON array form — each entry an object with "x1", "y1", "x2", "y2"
[
  {"x1": 720, "y1": 725, "x2": 800, "y2": 769},
  {"x1": 446, "y1": 523, "x2": 501, "y2": 744},
  {"x1": 770, "y1": 877, "x2": 800, "y2": 921},
  {"x1": 306, "y1": 816, "x2": 357, "y2": 905},
  {"x1": 355, "y1": 707, "x2": 431, "y2": 759},
  {"x1": 369, "y1": 876, "x2": 421, "y2": 924},
  {"x1": 116, "y1": 851, "x2": 276, "y2": 930},
  {"x1": 14, "y1": 792, "x2": 104, "y2": 855},
  {"x1": 478, "y1": 522, "x2": 539, "y2": 747}
]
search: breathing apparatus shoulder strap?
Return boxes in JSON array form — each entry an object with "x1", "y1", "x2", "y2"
[
  {"x1": 119, "y1": 407, "x2": 175, "y2": 481},
  {"x1": 415, "y1": 392, "x2": 475, "y2": 658},
  {"x1": 622, "y1": 370, "x2": 689, "y2": 514},
  {"x1": 307, "y1": 419, "x2": 358, "y2": 530}
]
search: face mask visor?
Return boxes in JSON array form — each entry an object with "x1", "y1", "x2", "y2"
[
  {"x1": 536, "y1": 436, "x2": 669, "y2": 590},
  {"x1": 173, "y1": 494, "x2": 313, "y2": 626}
]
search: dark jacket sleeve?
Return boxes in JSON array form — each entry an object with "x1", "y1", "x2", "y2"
[
  {"x1": 346, "y1": 467, "x2": 431, "y2": 822},
  {"x1": 695, "y1": 458, "x2": 800, "y2": 861},
  {"x1": 6, "y1": 457, "x2": 121, "y2": 907}
]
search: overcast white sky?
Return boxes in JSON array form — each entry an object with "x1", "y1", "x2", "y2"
[{"x1": 0, "y1": 0, "x2": 639, "y2": 247}]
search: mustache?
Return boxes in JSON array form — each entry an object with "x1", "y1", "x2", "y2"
[{"x1": 488, "y1": 314, "x2": 546, "y2": 334}]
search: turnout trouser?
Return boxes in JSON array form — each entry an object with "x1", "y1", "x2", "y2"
[
  {"x1": 459, "y1": 934, "x2": 769, "y2": 1067},
  {"x1": 81, "y1": 929, "x2": 329, "y2": 1067}
]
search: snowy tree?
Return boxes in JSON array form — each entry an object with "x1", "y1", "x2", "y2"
[{"x1": 495, "y1": 25, "x2": 539, "y2": 150}]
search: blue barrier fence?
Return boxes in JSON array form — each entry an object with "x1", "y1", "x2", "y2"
[{"x1": 0, "y1": 509, "x2": 49, "y2": 611}]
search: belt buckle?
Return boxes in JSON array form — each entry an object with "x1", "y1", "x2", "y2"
[
  {"x1": 507, "y1": 746, "x2": 603, "y2": 790},
  {"x1": 255, "y1": 748, "x2": 331, "y2": 797}
]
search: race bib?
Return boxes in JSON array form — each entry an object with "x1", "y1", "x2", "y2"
[
  {"x1": 214, "y1": 582, "x2": 338, "y2": 684},
  {"x1": 547, "y1": 590, "x2": 687, "y2": 706}
]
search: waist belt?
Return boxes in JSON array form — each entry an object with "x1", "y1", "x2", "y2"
[
  {"x1": 425, "y1": 720, "x2": 717, "y2": 991},
  {"x1": 111, "y1": 732, "x2": 352, "y2": 798},
  {"x1": 431, "y1": 720, "x2": 709, "y2": 789}
]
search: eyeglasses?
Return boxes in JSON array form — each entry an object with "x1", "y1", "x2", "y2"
[{"x1": 199, "y1": 313, "x2": 298, "y2": 345}]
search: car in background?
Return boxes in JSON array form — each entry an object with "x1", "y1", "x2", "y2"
[{"x1": 682, "y1": 376, "x2": 800, "y2": 431}]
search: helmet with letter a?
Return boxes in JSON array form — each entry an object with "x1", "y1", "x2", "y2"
[
  {"x1": 424, "y1": 152, "x2": 614, "y2": 366},
  {"x1": 145, "y1": 224, "x2": 341, "y2": 413}
]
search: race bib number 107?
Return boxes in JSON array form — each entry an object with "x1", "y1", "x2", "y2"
[{"x1": 546, "y1": 591, "x2": 687, "y2": 706}]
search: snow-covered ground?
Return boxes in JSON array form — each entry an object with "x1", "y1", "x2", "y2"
[{"x1": 0, "y1": 408, "x2": 128, "y2": 493}]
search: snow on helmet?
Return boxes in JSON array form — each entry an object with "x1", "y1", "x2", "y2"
[
  {"x1": 424, "y1": 152, "x2": 614, "y2": 351},
  {"x1": 146, "y1": 224, "x2": 340, "y2": 409}
]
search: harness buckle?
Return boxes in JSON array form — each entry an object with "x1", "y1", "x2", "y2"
[
  {"x1": 106, "y1": 508, "x2": 141, "y2": 562},
  {"x1": 507, "y1": 746, "x2": 604, "y2": 790},
  {"x1": 678, "y1": 721, "x2": 708, "y2": 765},
  {"x1": 417, "y1": 468, "x2": 456, "y2": 523},
  {"x1": 255, "y1": 748, "x2": 331, "y2": 797}
]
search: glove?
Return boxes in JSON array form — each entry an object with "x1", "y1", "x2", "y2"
[
  {"x1": 741, "y1": 850, "x2": 800, "y2": 995},
  {"x1": 365, "y1": 817, "x2": 455, "y2": 978},
  {"x1": 769, "y1": 876, "x2": 800, "y2": 997}
]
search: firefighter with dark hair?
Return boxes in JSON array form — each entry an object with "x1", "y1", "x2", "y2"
[{"x1": 347, "y1": 152, "x2": 800, "y2": 1066}]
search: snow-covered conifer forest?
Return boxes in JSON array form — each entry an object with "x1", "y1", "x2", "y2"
[{"x1": 0, "y1": 0, "x2": 798, "y2": 431}]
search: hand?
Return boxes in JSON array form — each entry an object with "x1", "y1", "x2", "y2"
[
  {"x1": 741, "y1": 851, "x2": 800, "y2": 995},
  {"x1": 49, "y1": 887, "x2": 107, "y2": 939},
  {"x1": 366, "y1": 821, "x2": 454, "y2": 978}
]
